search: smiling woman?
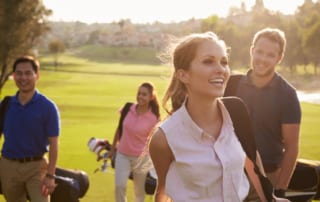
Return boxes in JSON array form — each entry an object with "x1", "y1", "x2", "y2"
[{"x1": 106, "y1": 81, "x2": 160, "y2": 202}]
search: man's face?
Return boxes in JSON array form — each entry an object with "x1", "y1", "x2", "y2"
[
  {"x1": 250, "y1": 37, "x2": 282, "y2": 78},
  {"x1": 13, "y1": 62, "x2": 39, "y2": 93}
]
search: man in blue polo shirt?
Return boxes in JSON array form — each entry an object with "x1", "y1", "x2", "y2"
[
  {"x1": 224, "y1": 28, "x2": 301, "y2": 198},
  {"x1": 0, "y1": 56, "x2": 60, "y2": 202}
]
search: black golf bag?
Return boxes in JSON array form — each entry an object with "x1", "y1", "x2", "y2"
[
  {"x1": 144, "y1": 171, "x2": 157, "y2": 195},
  {"x1": 51, "y1": 167, "x2": 90, "y2": 202},
  {"x1": 286, "y1": 159, "x2": 320, "y2": 202}
]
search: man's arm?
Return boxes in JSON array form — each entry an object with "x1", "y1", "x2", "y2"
[
  {"x1": 42, "y1": 136, "x2": 59, "y2": 196},
  {"x1": 47, "y1": 136, "x2": 59, "y2": 175},
  {"x1": 276, "y1": 123, "x2": 300, "y2": 189}
]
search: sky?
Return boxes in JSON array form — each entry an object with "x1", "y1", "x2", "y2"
[{"x1": 42, "y1": 0, "x2": 305, "y2": 24}]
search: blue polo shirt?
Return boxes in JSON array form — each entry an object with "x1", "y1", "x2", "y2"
[
  {"x1": 234, "y1": 70, "x2": 301, "y2": 169},
  {"x1": 2, "y1": 90, "x2": 60, "y2": 158}
]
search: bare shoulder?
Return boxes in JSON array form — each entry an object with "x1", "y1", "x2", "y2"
[
  {"x1": 149, "y1": 128, "x2": 174, "y2": 160},
  {"x1": 149, "y1": 128, "x2": 169, "y2": 151},
  {"x1": 149, "y1": 127, "x2": 174, "y2": 167}
]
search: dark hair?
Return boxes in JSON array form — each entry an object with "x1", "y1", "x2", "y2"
[
  {"x1": 140, "y1": 82, "x2": 160, "y2": 119},
  {"x1": 13, "y1": 56, "x2": 40, "y2": 73}
]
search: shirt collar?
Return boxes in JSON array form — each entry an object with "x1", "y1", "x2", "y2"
[
  {"x1": 13, "y1": 90, "x2": 40, "y2": 105},
  {"x1": 177, "y1": 98, "x2": 233, "y2": 142}
]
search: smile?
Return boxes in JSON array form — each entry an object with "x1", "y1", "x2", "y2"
[{"x1": 209, "y1": 78, "x2": 224, "y2": 85}]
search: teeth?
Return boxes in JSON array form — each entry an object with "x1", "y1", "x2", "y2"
[{"x1": 209, "y1": 78, "x2": 224, "y2": 84}]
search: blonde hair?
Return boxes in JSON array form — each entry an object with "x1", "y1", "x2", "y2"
[{"x1": 160, "y1": 32, "x2": 228, "y2": 114}]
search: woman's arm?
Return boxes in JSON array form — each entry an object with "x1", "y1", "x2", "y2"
[
  {"x1": 245, "y1": 157, "x2": 268, "y2": 202},
  {"x1": 149, "y1": 128, "x2": 173, "y2": 202},
  {"x1": 247, "y1": 154, "x2": 290, "y2": 202},
  {"x1": 107, "y1": 128, "x2": 120, "y2": 159}
]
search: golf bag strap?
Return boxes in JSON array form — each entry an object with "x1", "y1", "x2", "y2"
[
  {"x1": 223, "y1": 74, "x2": 243, "y2": 97},
  {"x1": 221, "y1": 97, "x2": 256, "y2": 160},
  {"x1": 117, "y1": 102, "x2": 133, "y2": 139},
  {"x1": 0, "y1": 96, "x2": 11, "y2": 136},
  {"x1": 221, "y1": 97, "x2": 273, "y2": 201}
]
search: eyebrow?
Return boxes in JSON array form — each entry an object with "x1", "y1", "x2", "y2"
[{"x1": 203, "y1": 55, "x2": 228, "y2": 60}]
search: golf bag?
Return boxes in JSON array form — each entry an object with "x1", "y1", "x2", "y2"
[
  {"x1": 88, "y1": 137, "x2": 157, "y2": 195},
  {"x1": 0, "y1": 167, "x2": 89, "y2": 202},
  {"x1": 51, "y1": 167, "x2": 90, "y2": 202},
  {"x1": 144, "y1": 169, "x2": 157, "y2": 195},
  {"x1": 286, "y1": 159, "x2": 320, "y2": 202}
]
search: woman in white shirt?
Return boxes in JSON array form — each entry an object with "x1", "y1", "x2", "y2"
[{"x1": 149, "y1": 32, "x2": 288, "y2": 202}]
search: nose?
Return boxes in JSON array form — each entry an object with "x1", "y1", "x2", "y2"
[
  {"x1": 215, "y1": 63, "x2": 228, "y2": 74},
  {"x1": 257, "y1": 52, "x2": 269, "y2": 63}
]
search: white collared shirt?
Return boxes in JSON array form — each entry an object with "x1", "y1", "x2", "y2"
[{"x1": 160, "y1": 99, "x2": 249, "y2": 202}]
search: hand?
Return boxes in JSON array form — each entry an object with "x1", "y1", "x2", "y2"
[
  {"x1": 107, "y1": 148, "x2": 115, "y2": 160},
  {"x1": 41, "y1": 176, "x2": 57, "y2": 196}
]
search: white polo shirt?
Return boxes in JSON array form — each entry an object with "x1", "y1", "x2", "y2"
[{"x1": 160, "y1": 99, "x2": 249, "y2": 202}]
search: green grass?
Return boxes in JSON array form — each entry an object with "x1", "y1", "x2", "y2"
[
  {"x1": 1, "y1": 55, "x2": 319, "y2": 202},
  {"x1": 299, "y1": 102, "x2": 320, "y2": 159},
  {"x1": 73, "y1": 45, "x2": 160, "y2": 64}
]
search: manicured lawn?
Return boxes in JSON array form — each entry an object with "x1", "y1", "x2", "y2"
[{"x1": 1, "y1": 55, "x2": 319, "y2": 201}]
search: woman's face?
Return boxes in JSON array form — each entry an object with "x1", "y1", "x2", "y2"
[
  {"x1": 178, "y1": 40, "x2": 230, "y2": 100},
  {"x1": 136, "y1": 86, "x2": 152, "y2": 106}
]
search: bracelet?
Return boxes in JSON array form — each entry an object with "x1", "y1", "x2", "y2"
[{"x1": 45, "y1": 173, "x2": 55, "y2": 179}]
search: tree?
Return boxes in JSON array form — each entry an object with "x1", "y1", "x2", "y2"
[
  {"x1": 201, "y1": 15, "x2": 220, "y2": 32},
  {"x1": 48, "y1": 39, "x2": 65, "y2": 69},
  {"x1": 0, "y1": 0, "x2": 51, "y2": 93},
  {"x1": 282, "y1": 20, "x2": 304, "y2": 74},
  {"x1": 295, "y1": 0, "x2": 320, "y2": 75},
  {"x1": 87, "y1": 30, "x2": 101, "y2": 44},
  {"x1": 303, "y1": 21, "x2": 320, "y2": 75}
]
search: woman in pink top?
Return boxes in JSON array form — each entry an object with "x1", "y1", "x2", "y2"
[
  {"x1": 108, "y1": 82, "x2": 160, "y2": 202},
  {"x1": 149, "y1": 32, "x2": 288, "y2": 202}
]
